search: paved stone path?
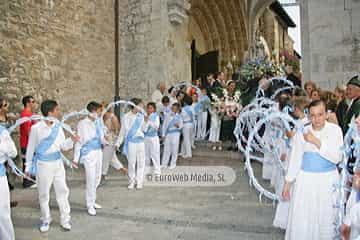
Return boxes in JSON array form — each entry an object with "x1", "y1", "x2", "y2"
[{"x1": 10, "y1": 146, "x2": 284, "y2": 240}]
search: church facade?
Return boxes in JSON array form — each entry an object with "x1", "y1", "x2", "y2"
[{"x1": 0, "y1": 0, "x2": 295, "y2": 114}]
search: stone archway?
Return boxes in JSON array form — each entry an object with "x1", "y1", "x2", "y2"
[{"x1": 188, "y1": 0, "x2": 249, "y2": 72}]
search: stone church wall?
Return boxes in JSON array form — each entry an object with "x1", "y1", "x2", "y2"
[{"x1": 0, "y1": 0, "x2": 115, "y2": 115}]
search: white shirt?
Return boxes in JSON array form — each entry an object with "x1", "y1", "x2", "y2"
[
  {"x1": 74, "y1": 117, "x2": 107, "y2": 163},
  {"x1": 285, "y1": 121, "x2": 343, "y2": 182},
  {"x1": 145, "y1": 114, "x2": 160, "y2": 133},
  {"x1": 0, "y1": 130, "x2": 17, "y2": 164},
  {"x1": 25, "y1": 121, "x2": 74, "y2": 172},
  {"x1": 161, "y1": 113, "x2": 183, "y2": 137},
  {"x1": 116, "y1": 111, "x2": 149, "y2": 145},
  {"x1": 151, "y1": 90, "x2": 163, "y2": 110},
  {"x1": 181, "y1": 105, "x2": 195, "y2": 124}
]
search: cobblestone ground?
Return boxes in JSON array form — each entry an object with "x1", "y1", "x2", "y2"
[{"x1": 10, "y1": 147, "x2": 284, "y2": 240}]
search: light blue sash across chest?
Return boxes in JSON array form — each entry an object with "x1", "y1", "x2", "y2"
[
  {"x1": 301, "y1": 152, "x2": 336, "y2": 173},
  {"x1": 144, "y1": 113, "x2": 158, "y2": 138},
  {"x1": 183, "y1": 106, "x2": 193, "y2": 124},
  {"x1": 0, "y1": 126, "x2": 7, "y2": 176},
  {"x1": 31, "y1": 123, "x2": 61, "y2": 175},
  {"x1": 123, "y1": 113, "x2": 144, "y2": 157},
  {"x1": 80, "y1": 119, "x2": 103, "y2": 161},
  {"x1": 166, "y1": 114, "x2": 181, "y2": 135}
]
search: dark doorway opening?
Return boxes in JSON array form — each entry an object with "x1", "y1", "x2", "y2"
[{"x1": 191, "y1": 40, "x2": 219, "y2": 86}]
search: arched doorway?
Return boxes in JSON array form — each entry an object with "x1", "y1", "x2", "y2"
[{"x1": 188, "y1": 0, "x2": 248, "y2": 81}]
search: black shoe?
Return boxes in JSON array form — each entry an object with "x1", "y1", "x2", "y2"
[{"x1": 10, "y1": 201, "x2": 18, "y2": 208}]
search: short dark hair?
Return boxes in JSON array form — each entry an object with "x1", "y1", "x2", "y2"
[
  {"x1": 183, "y1": 95, "x2": 193, "y2": 106},
  {"x1": 129, "y1": 98, "x2": 142, "y2": 109},
  {"x1": 147, "y1": 102, "x2": 156, "y2": 111},
  {"x1": 41, "y1": 100, "x2": 58, "y2": 117},
  {"x1": 308, "y1": 100, "x2": 327, "y2": 111},
  {"x1": 162, "y1": 96, "x2": 170, "y2": 104},
  {"x1": 86, "y1": 101, "x2": 101, "y2": 113},
  {"x1": 22, "y1": 96, "x2": 34, "y2": 107},
  {"x1": 168, "y1": 87, "x2": 174, "y2": 94},
  {"x1": 172, "y1": 103, "x2": 180, "y2": 110}
]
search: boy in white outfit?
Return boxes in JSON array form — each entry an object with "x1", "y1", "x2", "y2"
[
  {"x1": 197, "y1": 88, "x2": 211, "y2": 140},
  {"x1": 180, "y1": 96, "x2": 194, "y2": 158},
  {"x1": 191, "y1": 93, "x2": 200, "y2": 148},
  {"x1": 74, "y1": 101, "x2": 106, "y2": 216},
  {"x1": 162, "y1": 103, "x2": 183, "y2": 169},
  {"x1": 116, "y1": 98, "x2": 148, "y2": 190},
  {"x1": 0, "y1": 125, "x2": 17, "y2": 240},
  {"x1": 144, "y1": 102, "x2": 161, "y2": 175},
  {"x1": 25, "y1": 100, "x2": 78, "y2": 233}
]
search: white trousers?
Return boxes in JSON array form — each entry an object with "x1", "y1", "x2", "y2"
[
  {"x1": 181, "y1": 123, "x2": 193, "y2": 158},
  {"x1": 127, "y1": 142, "x2": 145, "y2": 185},
  {"x1": 197, "y1": 111, "x2": 208, "y2": 140},
  {"x1": 145, "y1": 136, "x2": 161, "y2": 174},
  {"x1": 0, "y1": 176, "x2": 14, "y2": 240},
  {"x1": 36, "y1": 160, "x2": 71, "y2": 225},
  {"x1": 192, "y1": 119, "x2": 197, "y2": 146},
  {"x1": 162, "y1": 133, "x2": 180, "y2": 167},
  {"x1": 83, "y1": 150, "x2": 102, "y2": 208},
  {"x1": 102, "y1": 145, "x2": 124, "y2": 175}
]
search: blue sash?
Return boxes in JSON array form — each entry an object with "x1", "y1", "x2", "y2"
[
  {"x1": 357, "y1": 190, "x2": 360, "y2": 203},
  {"x1": 0, "y1": 126, "x2": 6, "y2": 176},
  {"x1": 301, "y1": 152, "x2": 337, "y2": 173},
  {"x1": 31, "y1": 123, "x2": 61, "y2": 175},
  {"x1": 166, "y1": 114, "x2": 181, "y2": 135},
  {"x1": 122, "y1": 113, "x2": 144, "y2": 157},
  {"x1": 193, "y1": 103, "x2": 201, "y2": 115},
  {"x1": 144, "y1": 113, "x2": 158, "y2": 138},
  {"x1": 183, "y1": 106, "x2": 193, "y2": 124},
  {"x1": 80, "y1": 118, "x2": 103, "y2": 161},
  {"x1": 199, "y1": 95, "x2": 210, "y2": 111}
]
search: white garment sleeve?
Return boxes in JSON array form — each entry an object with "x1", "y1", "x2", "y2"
[
  {"x1": 318, "y1": 126, "x2": 343, "y2": 164},
  {"x1": 116, "y1": 117, "x2": 127, "y2": 146},
  {"x1": 161, "y1": 115, "x2": 170, "y2": 138},
  {"x1": 59, "y1": 129, "x2": 74, "y2": 152},
  {"x1": 73, "y1": 123, "x2": 84, "y2": 163},
  {"x1": 285, "y1": 132, "x2": 304, "y2": 182},
  {"x1": 0, "y1": 131, "x2": 17, "y2": 162},
  {"x1": 25, "y1": 126, "x2": 38, "y2": 173},
  {"x1": 177, "y1": 117, "x2": 183, "y2": 130}
]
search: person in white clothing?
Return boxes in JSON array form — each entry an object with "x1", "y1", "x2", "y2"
[
  {"x1": 282, "y1": 100, "x2": 343, "y2": 240},
  {"x1": 74, "y1": 102, "x2": 106, "y2": 216},
  {"x1": 151, "y1": 82, "x2": 166, "y2": 110},
  {"x1": 0, "y1": 125, "x2": 17, "y2": 240},
  {"x1": 191, "y1": 93, "x2": 200, "y2": 148},
  {"x1": 196, "y1": 88, "x2": 211, "y2": 140},
  {"x1": 144, "y1": 102, "x2": 161, "y2": 175},
  {"x1": 25, "y1": 100, "x2": 78, "y2": 233},
  {"x1": 101, "y1": 105, "x2": 127, "y2": 185},
  {"x1": 159, "y1": 96, "x2": 171, "y2": 124},
  {"x1": 116, "y1": 98, "x2": 149, "y2": 190},
  {"x1": 180, "y1": 96, "x2": 194, "y2": 158},
  {"x1": 161, "y1": 103, "x2": 183, "y2": 169},
  {"x1": 209, "y1": 105, "x2": 222, "y2": 151}
]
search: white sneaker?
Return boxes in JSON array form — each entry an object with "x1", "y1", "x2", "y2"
[
  {"x1": 212, "y1": 146, "x2": 217, "y2": 151},
  {"x1": 136, "y1": 184, "x2": 143, "y2": 190},
  {"x1": 169, "y1": 165, "x2": 176, "y2": 170},
  {"x1": 94, "y1": 203, "x2": 102, "y2": 209},
  {"x1": 39, "y1": 222, "x2": 50, "y2": 233},
  {"x1": 61, "y1": 222, "x2": 71, "y2": 231},
  {"x1": 128, "y1": 183, "x2": 135, "y2": 190},
  {"x1": 30, "y1": 183, "x2": 37, "y2": 189},
  {"x1": 161, "y1": 165, "x2": 167, "y2": 169},
  {"x1": 87, "y1": 207, "x2": 96, "y2": 216}
]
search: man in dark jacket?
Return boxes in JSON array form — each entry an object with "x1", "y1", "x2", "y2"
[{"x1": 343, "y1": 75, "x2": 360, "y2": 134}]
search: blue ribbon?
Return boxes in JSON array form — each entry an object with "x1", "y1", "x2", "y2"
[
  {"x1": 122, "y1": 113, "x2": 144, "y2": 157},
  {"x1": 144, "y1": 113, "x2": 159, "y2": 138},
  {"x1": 166, "y1": 114, "x2": 182, "y2": 135},
  {"x1": 31, "y1": 123, "x2": 61, "y2": 175},
  {"x1": 80, "y1": 118, "x2": 103, "y2": 161},
  {"x1": 183, "y1": 106, "x2": 193, "y2": 124},
  {"x1": 301, "y1": 152, "x2": 337, "y2": 173}
]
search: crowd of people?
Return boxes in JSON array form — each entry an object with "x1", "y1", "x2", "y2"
[
  {"x1": 257, "y1": 75, "x2": 360, "y2": 240},
  {"x1": 0, "y1": 70, "x2": 360, "y2": 239}
]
